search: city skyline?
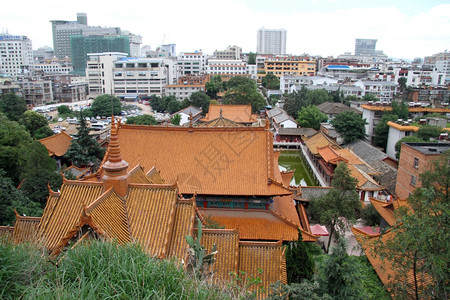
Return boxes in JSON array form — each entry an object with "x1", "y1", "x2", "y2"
[{"x1": 1, "y1": 0, "x2": 449, "y2": 60}]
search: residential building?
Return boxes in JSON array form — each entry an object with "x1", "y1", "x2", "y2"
[
  {"x1": 266, "y1": 107, "x2": 298, "y2": 130},
  {"x1": 213, "y1": 45, "x2": 242, "y2": 60},
  {"x1": 33, "y1": 46, "x2": 54, "y2": 62},
  {"x1": 50, "y1": 13, "x2": 121, "y2": 59},
  {"x1": 122, "y1": 31, "x2": 143, "y2": 58},
  {"x1": 257, "y1": 28, "x2": 286, "y2": 55},
  {"x1": 160, "y1": 44, "x2": 176, "y2": 57},
  {"x1": 34, "y1": 61, "x2": 72, "y2": 74},
  {"x1": 279, "y1": 75, "x2": 338, "y2": 94},
  {"x1": 71, "y1": 35, "x2": 131, "y2": 76},
  {"x1": 45, "y1": 74, "x2": 88, "y2": 103},
  {"x1": 86, "y1": 52, "x2": 128, "y2": 96},
  {"x1": 395, "y1": 142, "x2": 450, "y2": 199},
  {"x1": 113, "y1": 57, "x2": 176, "y2": 99},
  {"x1": 435, "y1": 59, "x2": 450, "y2": 82},
  {"x1": 263, "y1": 60, "x2": 316, "y2": 79},
  {"x1": 299, "y1": 85, "x2": 363, "y2": 99},
  {"x1": 405, "y1": 86, "x2": 450, "y2": 106},
  {"x1": 164, "y1": 84, "x2": 205, "y2": 100},
  {"x1": 0, "y1": 34, "x2": 34, "y2": 77},
  {"x1": 177, "y1": 51, "x2": 208, "y2": 75},
  {"x1": 172, "y1": 106, "x2": 202, "y2": 126},
  {"x1": 16, "y1": 77, "x2": 53, "y2": 106},
  {"x1": 354, "y1": 80, "x2": 398, "y2": 102},
  {"x1": 0, "y1": 78, "x2": 22, "y2": 97},
  {"x1": 206, "y1": 59, "x2": 257, "y2": 80},
  {"x1": 316, "y1": 102, "x2": 362, "y2": 121}
]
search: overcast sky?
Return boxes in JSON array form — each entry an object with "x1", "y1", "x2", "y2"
[{"x1": 1, "y1": 0, "x2": 449, "y2": 60}]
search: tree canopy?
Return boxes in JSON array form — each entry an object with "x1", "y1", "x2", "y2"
[
  {"x1": 309, "y1": 163, "x2": 361, "y2": 253},
  {"x1": 296, "y1": 105, "x2": 328, "y2": 130},
  {"x1": 57, "y1": 105, "x2": 72, "y2": 115},
  {"x1": 415, "y1": 125, "x2": 443, "y2": 141},
  {"x1": 283, "y1": 87, "x2": 333, "y2": 118},
  {"x1": 187, "y1": 91, "x2": 210, "y2": 113},
  {"x1": 126, "y1": 114, "x2": 157, "y2": 125},
  {"x1": 261, "y1": 73, "x2": 280, "y2": 90},
  {"x1": 330, "y1": 111, "x2": 367, "y2": 144},
  {"x1": 20, "y1": 110, "x2": 52, "y2": 139},
  {"x1": 373, "y1": 114, "x2": 399, "y2": 150},
  {"x1": 0, "y1": 93, "x2": 27, "y2": 122},
  {"x1": 91, "y1": 95, "x2": 122, "y2": 117},
  {"x1": 222, "y1": 77, "x2": 265, "y2": 113},
  {"x1": 376, "y1": 151, "x2": 450, "y2": 299}
]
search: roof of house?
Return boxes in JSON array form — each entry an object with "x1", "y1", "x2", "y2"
[
  {"x1": 39, "y1": 131, "x2": 73, "y2": 157},
  {"x1": 13, "y1": 213, "x2": 40, "y2": 244},
  {"x1": 273, "y1": 113, "x2": 297, "y2": 125},
  {"x1": 304, "y1": 131, "x2": 339, "y2": 156},
  {"x1": 277, "y1": 127, "x2": 317, "y2": 137},
  {"x1": 173, "y1": 105, "x2": 202, "y2": 118},
  {"x1": 106, "y1": 124, "x2": 291, "y2": 196},
  {"x1": 266, "y1": 107, "x2": 284, "y2": 118},
  {"x1": 316, "y1": 102, "x2": 362, "y2": 115},
  {"x1": 201, "y1": 104, "x2": 257, "y2": 123},
  {"x1": 369, "y1": 197, "x2": 410, "y2": 226},
  {"x1": 317, "y1": 146, "x2": 347, "y2": 164}
]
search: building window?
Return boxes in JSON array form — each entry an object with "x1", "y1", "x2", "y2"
[
  {"x1": 411, "y1": 175, "x2": 416, "y2": 186},
  {"x1": 413, "y1": 157, "x2": 419, "y2": 169}
]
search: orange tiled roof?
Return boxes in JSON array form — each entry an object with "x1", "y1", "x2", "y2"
[
  {"x1": 13, "y1": 213, "x2": 40, "y2": 244},
  {"x1": 347, "y1": 164, "x2": 383, "y2": 191},
  {"x1": 317, "y1": 145, "x2": 347, "y2": 164},
  {"x1": 239, "y1": 241, "x2": 287, "y2": 299},
  {"x1": 201, "y1": 104, "x2": 257, "y2": 123},
  {"x1": 370, "y1": 197, "x2": 396, "y2": 226},
  {"x1": 113, "y1": 125, "x2": 291, "y2": 196},
  {"x1": 146, "y1": 167, "x2": 165, "y2": 184},
  {"x1": 280, "y1": 170, "x2": 295, "y2": 187},
  {"x1": 197, "y1": 115, "x2": 244, "y2": 127},
  {"x1": 168, "y1": 199, "x2": 196, "y2": 260},
  {"x1": 39, "y1": 131, "x2": 73, "y2": 157},
  {"x1": 201, "y1": 229, "x2": 240, "y2": 282},
  {"x1": 0, "y1": 226, "x2": 14, "y2": 242},
  {"x1": 304, "y1": 131, "x2": 339, "y2": 156},
  {"x1": 128, "y1": 165, "x2": 153, "y2": 184}
]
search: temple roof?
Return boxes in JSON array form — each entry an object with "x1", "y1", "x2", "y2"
[
  {"x1": 39, "y1": 131, "x2": 73, "y2": 157},
  {"x1": 13, "y1": 213, "x2": 40, "y2": 244},
  {"x1": 201, "y1": 104, "x2": 257, "y2": 124},
  {"x1": 317, "y1": 145, "x2": 347, "y2": 164},
  {"x1": 304, "y1": 131, "x2": 339, "y2": 156},
  {"x1": 197, "y1": 115, "x2": 243, "y2": 127},
  {"x1": 109, "y1": 124, "x2": 291, "y2": 196}
]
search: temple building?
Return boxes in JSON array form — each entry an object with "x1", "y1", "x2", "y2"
[
  {"x1": 2, "y1": 118, "x2": 317, "y2": 298},
  {"x1": 200, "y1": 104, "x2": 259, "y2": 126}
]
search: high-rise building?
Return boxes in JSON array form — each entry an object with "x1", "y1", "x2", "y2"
[
  {"x1": 50, "y1": 13, "x2": 121, "y2": 58},
  {"x1": 257, "y1": 28, "x2": 286, "y2": 55},
  {"x1": 0, "y1": 34, "x2": 34, "y2": 77},
  {"x1": 354, "y1": 38, "x2": 377, "y2": 56},
  {"x1": 71, "y1": 35, "x2": 130, "y2": 76}
]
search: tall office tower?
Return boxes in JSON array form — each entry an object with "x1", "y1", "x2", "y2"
[
  {"x1": 0, "y1": 34, "x2": 34, "y2": 77},
  {"x1": 355, "y1": 38, "x2": 377, "y2": 56},
  {"x1": 71, "y1": 35, "x2": 130, "y2": 76},
  {"x1": 50, "y1": 13, "x2": 121, "y2": 58},
  {"x1": 160, "y1": 44, "x2": 176, "y2": 57},
  {"x1": 257, "y1": 28, "x2": 286, "y2": 55}
]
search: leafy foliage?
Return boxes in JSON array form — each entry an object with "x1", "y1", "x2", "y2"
[
  {"x1": 330, "y1": 111, "x2": 367, "y2": 144},
  {"x1": 269, "y1": 280, "x2": 332, "y2": 300},
  {"x1": 57, "y1": 105, "x2": 72, "y2": 115},
  {"x1": 376, "y1": 151, "x2": 450, "y2": 299},
  {"x1": 247, "y1": 52, "x2": 256, "y2": 65},
  {"x1": 0, "y1": 169, "x2": 42, "y2": 226},
  {"x1": 309, "y1": 163, "x2": 361, "y2": 253},
  {"x1": 0, "y1": 93, "x2": 27, "y2": 122},
  {"x1": 373, "y1": 114, "x2": 399, "y2": 149},
  {"x1": 222, "y1": 77, "x2": 265, "y2": 113},
  {"x1": 285, "y1": 230, "x2": 315, "y2": 284},
  {"x1": 126, "y1": 114, "x2": 157, "y2": 125},
  {"x1": 20, "y1": 110, "x2": 52, "y2": 139},
  {"x1": 187, "y1": 91, "x2": 210, "y2": 112},
  {"x1": 284, "y1": 87, "x2": 333, "y2": 118},
  {"x1": 296, "y1": 105, "x2": 328, "y2": 130},
  {"x1": 261, "y1": 73, "x2": 280, "y2": 90},
  {"x1": 360, "y1": 203, "x2": 381, "y2": 227},
  {"x1": 205, "y1": 75, "x2": 224, "y2": 99},
  {"x1": 91, "y1": 94, "x2": 122, "y2": 117},
  {"x1": 415, "y1": 125, "x2": 443, "y2": 141},
  {"x1": 362, "y1": 94, "x2": 379, "y2": 102},
  {"x1": 65, "y1": 111, "x2": 105, "y2": 167},
  {"x1": 171, "y1": 113, "x2": 181, "y2": 125},
  {"x1": 19, "y1": 141, "x2": 62, "y2": 207}
]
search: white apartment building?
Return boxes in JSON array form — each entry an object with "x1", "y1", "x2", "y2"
[
  {"x1": 354, "y1": 80, "x2": 397, "y2": 102},
  {"x1": 164, "y1": 84, "x2": 205, "y2": 101},
  {"x1": 213, "y1": 45, "x2": 242, "y2": 60},
  {"x1": 34, "y1": 62, "x2": 72, "y2": 74},
  {"x1": 206, "y1": 59, "x2": 257, "y2": 81},
  {"x1": 0, "y1": 34, "x2": 34, "y2": 77},
  {"x1": 122, "y1": 31, "x2": 143, "y2": 58},
  {"x1": 280, "y1": 75, "x2": 338, "y2": 94},
  {"x1": 435, "y1": 60, "x2": 450, "y2": 82},
  {"x1": 86, "y1": 52, "x2": 128, "y2": 97},
  {"x1": 177, "y1": 52, "x2": 208, "y2": 75},
  {"x1": 113, "y1": 58, "x2": 174, "y2": 99},
  {"x1": 257, "y1": 28, "x2": 286, "y2": 55}
]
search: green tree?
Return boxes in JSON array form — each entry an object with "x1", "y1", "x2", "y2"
[
  {"x1": 330, "y1": 111, "x2": 367, "y2": 144},
  {"x1": 0, "y1": 169, "x2": 42, "y2": 226},
  {"x1": 189, "y1": 91, "x2": 210, "y2": 113},
  {"x1": 20, "y1": 110, "x2": 52, "y2": 139},
  {"x1": 373, "y1": 114, "x2": 399, "y2": 149},
  {"x1": 20, "y1": 141, "x2": 62, "y2": 207},
  {"x1": 395, "y1": 136, "x2": 424, "y2": 159},
  {"x1": 223, "y1": 78, "x2": 265, "y2": 113},
  {"x1": 317, "y1": 238, "x2": 365, "y2": 299},
  {"x1": 296, "y1": 105, "x2": 328, "y2": 130},
  {"x1": 285, "y1": 230, "x2": 315, "y2": 284},
  {"x1": 171, "y1": 114, "x2": 181, "y2": 125},
  {"x1": 126, "y1": 114, "x2": 157, "y2": 125},
  {"x1": 308, "y1": 89, "x2": 332, "y2": 106},
  {"x1": 391, "y1": 101, "x2": 409, "y2": 119},
  {"x1": 166, "y1": 96, "x2": 182, "y2": 114},
  {"x1": 398, "y1": 77, "x2": 407, "y2": 92},
  {"x1": 57, "y1": 105, "x2": 72, "y2": 115},
  {"x1": 0, "y1": 93, "x2": 27, "y2": 122},
  {"x1": 376, "y1": 151, "x2": 450, "y2": 299},
  {"x1": 247, "y1": 52, "x2": 256, "y2": 65},
  {"x1": 415, "y1": 125, "x2": 443, "y2": 141},
  {"x1": 309, "y1": 163, "x2": 361, "y2": 253},
  {"x1": 91, "y1": 95, "x2": 122, "y2": 117},
  {"x1": 0, "y1": 114, "x2": 31, "y2": 184},
  {"x1": 362, "y1": 94, "x2": 379, "y2": 102},
  {"x1": 261, "y1": 73, "x2": 280, "y2": 90},
  {"x1": 205, "y1": 75, "x2": 223, "y2": 99},
  {"x1": 65, "y1": 111, "x2": 105, "y2": 167}
]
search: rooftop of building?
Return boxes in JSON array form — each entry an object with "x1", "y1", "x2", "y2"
[{"x1": 403, "y1": 142, "x2": 450, "y2": 155}]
